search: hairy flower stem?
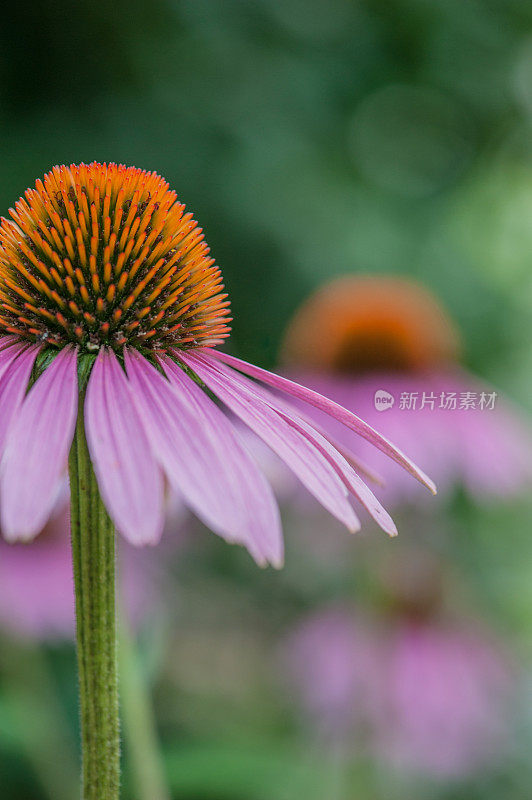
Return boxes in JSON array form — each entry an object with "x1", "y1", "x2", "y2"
[{"x1": 69, "y1": 400, "x2": 120, "y2": 800}]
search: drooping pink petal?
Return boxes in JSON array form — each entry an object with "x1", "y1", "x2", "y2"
[
  {"x1": 276, "y1": 410, "x2": 397, "y2": 536},
  {"x1": 219, "y1": 368, "x2": 396, "y2": 534},
  {"x1": 262, "y1": 392, "x2": 386, "y2": 488},
  {"x1": 84, "y1": 348, "x2": 164, "y2": 546},
  {"x1": 206, "y1": 359, "x2": 387, "y2": 490},
  {"x1": 183, "y1": 352, "x2": 395, "y2": 535},
  {"x1": 124, "y1": 348, "x2": 282, "y2": 566},
  {"x1": 314, "y1": 435, "x2": 386, "y2": 487},
  {"x1": 205, "y1": 348, "x2": 437, "y2": 495},
  {"x1": 1, "y1": 347, "x2": 78, "y2": 542},
  {"x1": 0, "y1": 344, "x2": 40, "y2": 455},
  {"x1": 160, "y1": 355, "x2": 283, "y2": 565},
  {"x1": 0, "y1": 341, "x2": 29, "y2": 380},
  {"x1": 0, "y1": 335, "x2": 18, "y2": 352},
  {"x1": 178, "y1": 351, "x2": 361, "y2": 533}
]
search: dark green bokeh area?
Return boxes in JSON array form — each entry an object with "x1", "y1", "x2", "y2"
[
  {"x1": 1, "y1": 1, "x2": 532, "y2": 799},
  {"x1": 1, "y1": 0, "x2": 530, "y2": 380}
]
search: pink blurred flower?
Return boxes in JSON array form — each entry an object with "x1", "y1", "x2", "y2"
[
  {"x1": 283, "y1": 606, "x2": 512, "y2": 779},
  {"x1": 280, "y1": 276, "x2": 532, "y2": 505},
  {"x1": 378, "y1": 621, "x2": 511, "y2": 777},
  {"x1": 0, "y1": 504, "x2": 161, "y2": 641}
]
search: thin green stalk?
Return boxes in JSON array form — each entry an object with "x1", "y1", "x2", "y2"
[
  {"x1": 120, "y1": 618, "x2": 170, "y2": 800},
  {"x1": 69, "y1": 401, "x2": 120, "y2": 800}
]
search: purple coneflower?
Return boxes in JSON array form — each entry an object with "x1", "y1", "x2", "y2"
[
  {"x1": 282, "y1": 554, "x2": 513, "y2": 780},
  {"x1": 281, "y1": 275, "x2": 532, "y2": 505},
  {"x1": 0, "y1": 170, "x2": 435, "y2": 554},
  {"x1": 0, "y1": 163, "x2": 433, "y2": 798}
]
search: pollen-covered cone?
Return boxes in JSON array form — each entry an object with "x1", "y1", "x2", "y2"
[{"x1": 0, "y1": 164, "x2": 434, "y2": 563}]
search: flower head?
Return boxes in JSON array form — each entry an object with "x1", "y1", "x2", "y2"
[
  {"x1": 0, "y1": 163, "x2": 230, "y2": 352},
  {"x1": 0, "y1": 164, "x2": 434, "y2": 564}
]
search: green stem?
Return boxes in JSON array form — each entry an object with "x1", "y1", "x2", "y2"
[
  {"x1": 69, "y1": 401, "x2": 120, "y2": 800},
  {"x1": 119, "y1": 619, "x2": 170, "y2": 800}
]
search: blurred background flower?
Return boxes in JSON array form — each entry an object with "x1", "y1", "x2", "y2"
[
  {"x1": 279, "y1": 274, "x2": 532, "y2": 505},
  {"x1": 0, "y1": 502, "x2": 162, "y2": 641},
  {"x1": 0, "y1": 1, "x2": 532, "y2": 798},
  {"x1": 281, "y1": 550, "x2": 515, "y2": 782}
]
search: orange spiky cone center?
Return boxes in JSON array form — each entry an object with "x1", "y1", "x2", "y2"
[
  {"x1": 0, "y1": 162, "x2": 231, "y2": 353},
  {"x1": 282, "y1": 276, "x2": 460, "y2": 374}
]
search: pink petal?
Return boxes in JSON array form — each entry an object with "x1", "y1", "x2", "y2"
[
  {"x1": 212, "y1": 362, "x2": 386, "y2": 489},
  {"x1": 185, "y1": 352, "x2": 395, "y2": 534},
  {"x1": 124, "y1": 349, "x2": 282, "y2": 567},
  {"x1": 275, "y1": 410, "x2": 397, "y2": 536},
  {"x1": 0, "y1": 335, "x2": 18, "y2": 351},
  {"x1": 179, "y1": 351, "x2": 361, "y2": 533},
  {"x1": 206, "y1": 349, "x2": 437, "y2": 495},
  {"x1": 1, "y1": 347, "x2": 78, "y2": 542},
  {"x1": 270, "y1": 397, "x2": 386, "y2": 487},
  {"x1": 84, "y1": 348, "x2": 164, "y2": 546},
  {"x1": 0, "y1": 345, "x2": 40, "y2": 455},
  {"x1": 219, "y1": 368, "x2": 397, "y2": 534},
  {"x1": 161, "y1": 355, "x2": 283, "y2": 566},
  {"x1": 0, "y1": 341, "x2": 29, "y2": 379}
]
